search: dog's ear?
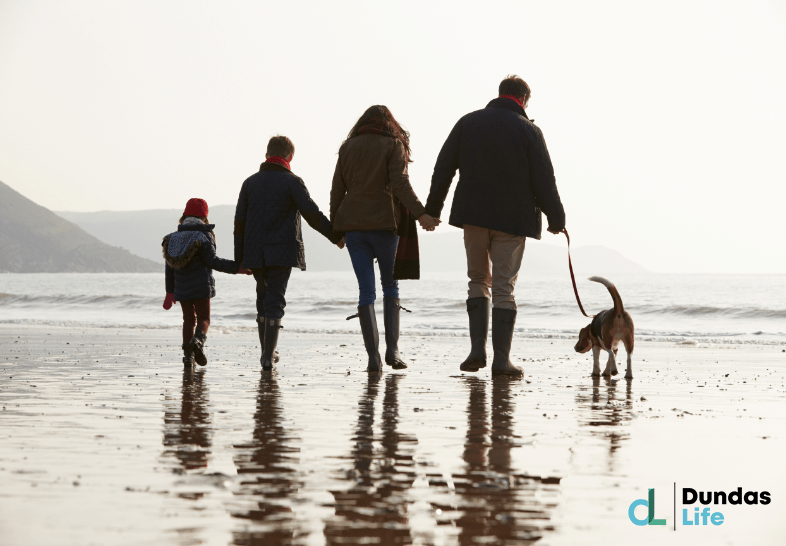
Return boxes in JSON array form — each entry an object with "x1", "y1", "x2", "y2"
[{"x1": 575, "y1": 326, "x2": 592, "y2": 353}]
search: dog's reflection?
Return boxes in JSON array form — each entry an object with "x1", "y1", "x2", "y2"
[
  {"x1": 161, "y1": 368, "x2": 212, "y2": 472},
  {"x1": 577, "y1": 376, "x2": 634, "y2": 472}
]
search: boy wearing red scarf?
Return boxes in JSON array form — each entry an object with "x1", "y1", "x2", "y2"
[{"x1": 234, "y1": 136, "x2": 343, "y2": 370}]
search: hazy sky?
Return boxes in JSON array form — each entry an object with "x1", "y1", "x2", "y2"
[{"x1": 1, "y1": 0, "x2": 785, "y2": 273}]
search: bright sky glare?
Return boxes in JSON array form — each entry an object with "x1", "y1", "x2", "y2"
[{"x1": 1, "y1": 0, "x2": 784, "y2": 273}]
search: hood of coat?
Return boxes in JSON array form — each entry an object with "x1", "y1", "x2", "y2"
[
  {"x1": 486, "y1": 97, "x2": 531, "y2": 120},
  {"x1": 162, "y1": 229, "x2": 212, "y2": 269},
  {"x1": 177, "y1": 222, "x2": 215, "y2": 232}
]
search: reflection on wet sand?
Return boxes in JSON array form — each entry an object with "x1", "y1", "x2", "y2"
[
  {"x1": 452, "y1": 377, "x2": 558, "y2": 544},
  {"x1": 576, "y1": 377, "x2": 634, "y2": 471},
  {"x1": 162, "y1": 368, "x2": 213, "y2": 472},
  {"x1": 231, "y1": 372, "x2": 302, "y2": 545},
  {"x1": 325, "y1": 374, "x2": 417, "y2": 545}
]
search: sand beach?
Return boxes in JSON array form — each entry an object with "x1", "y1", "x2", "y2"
[{"x1": 1, "y1": 325, "x2": 783, "y2": 545}]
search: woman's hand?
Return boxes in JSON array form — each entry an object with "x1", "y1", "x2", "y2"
[
  {"x1": 336, "y1": 237, "x2": 346, "y2": 249},
  {"x1": 238, "y1": 267, "x2": 253, "y2": 275},
  {"x1": 417, "y1": 214, "x2": 441, "y2": 231},
  {"x1": 163, "y1": 293, "x2": 175, "y2": 310}
]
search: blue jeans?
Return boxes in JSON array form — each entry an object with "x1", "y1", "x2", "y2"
[{"x1": 346, "y1": 231, "x2": 399, "y2": 306}]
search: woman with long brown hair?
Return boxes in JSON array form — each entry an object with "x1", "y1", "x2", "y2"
[{"x1": 330, "y1": 105, "x2": 439, "y2": 373}]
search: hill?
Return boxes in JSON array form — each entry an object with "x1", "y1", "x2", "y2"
[
  {"x1": 56, "y1": 205, "x2": 650, "y2": 277},
  {"x1": 0, "y1": 180, "x2": 160, "y2": 273}
]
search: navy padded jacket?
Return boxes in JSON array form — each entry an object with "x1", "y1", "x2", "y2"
[
  {"x1": 163, "y1": 222, "x2": 240, "y2": 301},
  {"x1": 234, "y1": 163, "x2": 340, "y2": 270},
  {"x1": 425, "y1": 98, "x2": 565, "y2": 238}
]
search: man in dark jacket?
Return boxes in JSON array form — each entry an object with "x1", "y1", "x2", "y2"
[
  {"x1": 235, "y1": 135, "x2": 343, "y2": 370},
  {"x1": 425, "y1": 76, "x2": 566, "y2": 377}
]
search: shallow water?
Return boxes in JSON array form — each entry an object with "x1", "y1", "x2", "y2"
[
  {"x1": 1, "y1": 327, "x2": 785, "y2": 545},
  {"x1": 1, "y1": 272, "x2": 785, "y2": 344}
]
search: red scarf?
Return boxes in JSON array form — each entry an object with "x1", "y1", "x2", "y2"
[
  {"x1": 499, "y1": 94, "x2": 524, "y2": 108},
  {"x1": 264, "y1": 156, "x2": 291, "y2": 170}
]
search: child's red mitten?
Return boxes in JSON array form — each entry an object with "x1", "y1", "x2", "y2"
[
  {"x1": 238, "y1": 267, "x2": 253, "y2": 275},
  {"x1": 163, "y1": 293, "x2": 175, "y2": 310}
]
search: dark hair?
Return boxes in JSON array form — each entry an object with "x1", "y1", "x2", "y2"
[
  {"x1": 178, "y1": 215, "x2": 208, "y2": 224},
  {"x1": 344, "y1": 105, "x2": 412, "y2": 162},
  {"x1": 499, "y1": 75, "x2": 531, "y2": 99},
  {"x1": 267, "y1": 135, "x2": 295, "y2": 158}
]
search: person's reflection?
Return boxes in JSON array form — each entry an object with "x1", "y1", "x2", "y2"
[
  {"x1": 231, "y1": 373, "x2": 302, "y2": 545},
  {"x1": 324, "y1": 374, "x2": 415, "y2": 545},
  {"x1": 454, "y1": 377, "x2": 555, "y2": 544},
  {"x1": 162, "y1": 368, "x2": 212, "y2": 472}
]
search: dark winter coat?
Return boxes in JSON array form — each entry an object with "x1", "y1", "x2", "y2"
[
  {"x1": 330, "y1": 133, "x2": 426, "y2": 232},
  {"x1": 425, "y1": 97, "x2": 565, "y2": 238},
  {"x1": 234, "y1": 163, "x2": 340, "y2": 271},
  {"x1": 163, "y1": 222, "x2": 240, "y2": 301}
]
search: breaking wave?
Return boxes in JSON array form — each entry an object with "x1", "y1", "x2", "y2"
[{"x1": 2, "y1": 292, "x2": 784, "y2": 320}]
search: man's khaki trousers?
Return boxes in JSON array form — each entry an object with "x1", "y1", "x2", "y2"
[{"x1": 463, "y1": 224, "x2": 526, "y2": 310}]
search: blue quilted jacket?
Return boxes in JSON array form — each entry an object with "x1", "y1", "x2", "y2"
[
  {"x1": 163, "y1": 221, "x2": 240, "y2": 301},
  {"x1": 234, "y1": 163, "x2": 340, "y2": 270}
]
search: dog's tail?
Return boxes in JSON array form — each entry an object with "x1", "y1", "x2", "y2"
[{"x1": 589, "y1": 276, "x2": 624, "y2": 313}]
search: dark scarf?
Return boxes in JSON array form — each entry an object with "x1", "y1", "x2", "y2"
[
  {"x1": 357, "y1": 124, "x2": 420, "y2": 280},
  {"x1": 392, "y1": 206, "x2": 419, "y2": 280}
]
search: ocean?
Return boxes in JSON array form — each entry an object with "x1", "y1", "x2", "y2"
[{"x1": 1, "y1": 272, "x2": 784, "y2": 345}]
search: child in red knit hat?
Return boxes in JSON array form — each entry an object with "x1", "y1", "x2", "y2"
[{"x1": 162, "y1": 198, "x2": 251, "y2": 367}]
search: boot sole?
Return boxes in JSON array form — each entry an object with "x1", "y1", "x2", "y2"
[
  {"x1": 189, "y1": 342, "x2": 207, "y2": 366},
  {"x1": 460, "y1": 358, "x2": 487, "y2": 372},
  {"x1": 385, "y1": 358, "x2": 407, "y2": 370},
  {"x1": 491, "y1": 367, "x2": 523, "y2": 377}
]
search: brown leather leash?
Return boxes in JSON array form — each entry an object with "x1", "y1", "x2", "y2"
[{"x1": 561, "y1": 228, "x2": 594, "y2": 318}]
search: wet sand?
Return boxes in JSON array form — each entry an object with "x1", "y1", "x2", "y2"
[{"x1": 1, "y1": 325, "x2": 784, "y2": 545}]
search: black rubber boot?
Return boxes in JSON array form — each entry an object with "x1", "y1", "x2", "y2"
[
  {"x1": 182, "y1": 344, "x2": 195, "y2": 367},
  {"x1": 357, "y1": 304, "x2": 382, "y2": 373},
  {"x1": 257, "y1": 316, "x2": 280, "y2": 365},
  {"x1": 490, "y1": 308, "x2": 523, "y2": 377},
  {"x1": 261, "y1": 318, "x2": 282, "y2": 371},
  {"x1": 383, "y1": 297, "x2": 407, "y2": 370},
  {"x1": 460, "y1": 297, "x2": 490, "y2": 372},
  {"x1": 188, "y1": 330, "x2": 207, "y2": 367}
]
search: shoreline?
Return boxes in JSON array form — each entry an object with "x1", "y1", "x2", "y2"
[{"x1": 2, "y1": 322, "x2": 785, "y2": 347}]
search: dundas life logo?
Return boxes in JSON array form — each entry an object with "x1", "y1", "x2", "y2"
[
  {"x1": 628, "y1": 488, "x2": 667, "y2": 526},
  {"x1": 628, "y1": 485, "x2": 771, "y2": 528}
]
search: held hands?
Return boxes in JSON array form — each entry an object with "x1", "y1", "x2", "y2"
[
  {"x1": 238, "y1": 267, "x2": 253, "y2": 275},
  {"x1": 336, "y1": 237, "x2": 346, "y2": 250},
  {"x1": 163, "y1": 293, "x2": 175, "y2": 310},
  {"x1": 417, "y1": 214, "x2": 441, "y2": 232}
]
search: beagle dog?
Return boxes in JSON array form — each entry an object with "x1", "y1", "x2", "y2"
[{"x1": 574, "y1": 277, "x2": 634, "y2": 379}]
